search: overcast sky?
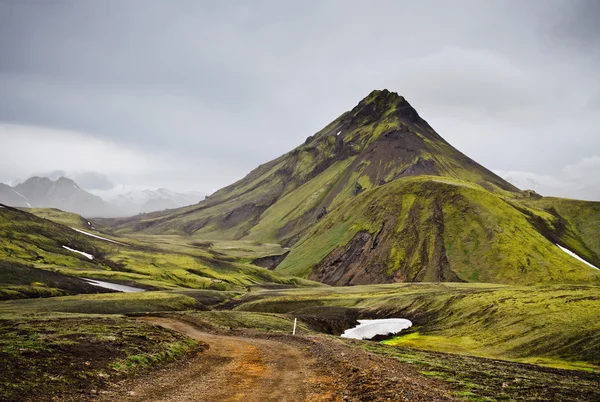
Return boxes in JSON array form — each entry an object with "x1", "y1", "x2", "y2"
[{"x1": 0, "y1": 0, "x2": 599, "y2": 199}]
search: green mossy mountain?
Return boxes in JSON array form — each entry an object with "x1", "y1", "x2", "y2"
[{"x1": 102, "y1": 90, "x2": 600, "y2": 285}]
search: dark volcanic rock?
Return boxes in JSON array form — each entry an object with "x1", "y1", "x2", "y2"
[{"x1": 251, "y1": 251, "x2": 290, "y2": 270}]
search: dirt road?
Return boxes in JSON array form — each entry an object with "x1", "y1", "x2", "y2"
[{"x1": 98, "y1": 317, "x2": 338, "y2": 402}]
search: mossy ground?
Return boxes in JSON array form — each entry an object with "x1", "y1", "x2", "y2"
[
  {"x1": 364, "y1": 343, "x2": 600, "y2": 401},
  {"x1": 3, "y1": 91, "x2": 600, "y2": 400},
  {"x1": 276, "y1": 176, "x2": 600, "y2": 285},
  {"x1": 0, "y1": 260, "x2": 112, "y2": 300},
  {"x1": 27, "y1": 208, "x2": 91, "y2": 229},
  {"x1": 0, "y1": 291, "x2": 201, "y2": 316},
  {"x1": 0, "y1": 315, "x2": 201, "y2": 402},
  {"x1": 169, "y1": 310, "x2": 311, "y2": 334},
  {"x1": 0, "y1": 285, "x2": 598, "y2": 400},
  {"x1": 0, "y1": 207, "x2": 318, "y2": 297},
  {"x1": 231, "y1": 283, "x2": 600, "y2": 371},
  {"x1": 80, "y1": 91, "x2": 600, "y2": 288}
]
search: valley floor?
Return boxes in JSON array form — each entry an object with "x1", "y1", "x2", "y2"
[
  {"x1": 95, "y1": 317, "x2": 457, "y2": 402},
  {"x1": 100, "y1": 317, "x2": 336, "y2": 402},
  {"x1": 2, "y1": 307, "x2": 600, "y2": 401}
]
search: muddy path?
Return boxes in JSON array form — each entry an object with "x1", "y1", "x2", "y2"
[{"x1": 97, "y1": 317, "x2": 337, "y2": 402}]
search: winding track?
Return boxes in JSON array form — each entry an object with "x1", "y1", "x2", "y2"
[{"x1": 99, "y1": 317, "x2": 337, "y2": 402}]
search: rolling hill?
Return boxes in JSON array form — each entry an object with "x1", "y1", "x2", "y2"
[
  {"x1": 97, "y1": 90, "x2": 600, "y2": 285},
  {"x1": 0, "y1": 204, "x2": 317, "y2": 298}
]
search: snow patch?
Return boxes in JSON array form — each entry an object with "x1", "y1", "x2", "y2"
[
  {"x1": 62, "y1": 246, "x2": 94, "y2": 260},
  {"x1": 71, "y1": 227, "x2": 129, "y2": 246},
  {"x1": 83, "y1": 278, "x2": 145, "y2": 293},
  {"x1": 341, "y1": 319, "x2": 412, "y2": 340},
  {"x1": 12, "y1": 190, "x2": 31, "y2": 207},
  {"x1": 556, "y1": 244, "x2": 599, "y2": 270}
]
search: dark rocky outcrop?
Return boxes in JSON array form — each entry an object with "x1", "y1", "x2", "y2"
[{"x1": 251, "y1": 251, "x2": 290, "y2": 270}]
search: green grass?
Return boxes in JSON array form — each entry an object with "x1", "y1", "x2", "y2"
[
  {"x1": 246, "y1": 158, "x2": 356, "y2": 243},
  {"x1": 122, "y1": 235, "x2": 286, "y2": 260},
  {"x1": 232, "y1": 283, "x2": 600, "y2": 370},
  {"x1": 0, "y1": 260, "x2": 111, "y2": 300},
  {"x1": 169, "y1": 288, "x2": 244, "y2": 307},
  {"x1": 275, "y1": 176, "x2": 600, "y2": 285},
  {"x1": 27, "y1": 208, "x2": 90, "y2": 229},
  {"x1": 517, "y1": 195, "x2": 600, "y2": 263},
  {"x1": 365, "y1": 343, "x2": 600, "y2": 402},
  {"x1": 0, "y1": 291, "x2": 202, "y2": 316},
  {"x1": 172, "y1": 310, "x2": 311, "y2": 334},
  {"x1": 0, "y1": 207, "x2": 320, "y2": 294}
]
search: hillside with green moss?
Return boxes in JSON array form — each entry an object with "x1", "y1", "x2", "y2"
[
  {"x1": 0, "y1": 205, "x2": 318, "y2": 298},
  {"x1": 97, "y1": 90, "x2": 600, "y2": 286},
  {"x1": 277, "y1": 177, "x2": 600, "y2": 285},
  {"x1": 103, "y1": 90, "x2": 516, "y2": 239},
  {"x1": 229, "y1": 283, "x2": 600, "y2": 370}
]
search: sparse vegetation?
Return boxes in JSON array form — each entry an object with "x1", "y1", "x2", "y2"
[
  {"x1": 0, "y1": 291, "x2": 201, "y2": 316},
  {"x1": 0, "y1": 315, "x2": 201, "y2": 401},
  {"x1": 232, "y1": 283, "x2": 600, "y2": 370},
  {"x1": 365, "y1": 343, "x2": 600, "y2": 402}
]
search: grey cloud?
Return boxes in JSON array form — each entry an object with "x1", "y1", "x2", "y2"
[
  {"x1": 68, "y1": 172, "x2": 115, "y2": 191},
  {"x1": 497, "y1": 155, "x2": 600, "y2": 201},
  {"x1": 30, "y1": 170, "x2": 66, "y2": 182},
  {"x1": 0, "y1": 1, "x2": 599, "y2": 199}
]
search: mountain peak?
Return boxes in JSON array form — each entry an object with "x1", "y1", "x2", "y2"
[
  {"x1": 57, "y1": 176, "x2": 77, "y2": 185},
  {"x1": 23, "y1": 176, "x2": 52, "y2": 185},
  {"x1": 351, "y1": 89, "x2": 420, "y2": 125},
  {"x1": 362, "y1": 89, "x2": 404, "y2": 103}
]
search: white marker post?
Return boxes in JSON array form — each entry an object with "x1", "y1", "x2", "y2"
[{"x1": 292, "y1": 318, "x2": 297, "y2": 335}]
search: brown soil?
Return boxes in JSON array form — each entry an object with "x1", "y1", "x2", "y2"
[
  {"x1": 96, "y1": 317, "x2": 458, "y2": 402},
  {"x1": 97, "y1": 317, "x2": 338, "y2": 402},
  {"x1": 0, "y1": 317, "x2": 199, "y2": 402}
]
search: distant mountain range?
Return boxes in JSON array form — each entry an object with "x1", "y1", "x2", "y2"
[
  {"x1": 104, "y1": 188, "x2": 206, "y2": 216},
  {"x1": 0, "y1": 177, "x2": 205, "y2": 218}
]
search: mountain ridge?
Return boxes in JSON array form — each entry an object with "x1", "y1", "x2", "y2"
[
  {"x1": 99, "y1": 89, "x2": 600, "y2": 286},
  {"x1": 0, "y1": 177, "x2": 205, "y2": 218},
  {"x1": 104, "y1": 89, "x2": 520, "y2": 238},
  {"x1": 103, "y1": 188, "x2": 205, "y2": 216},
  {"x1": 12, "y1": 176, "x2": 111, "y2": 217}
]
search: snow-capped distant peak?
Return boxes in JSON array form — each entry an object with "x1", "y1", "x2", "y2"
[{"x1": 89, "y1": 186, "x2": 206, "y2": 216}]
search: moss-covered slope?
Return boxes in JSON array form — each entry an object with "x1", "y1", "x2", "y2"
[
  {"x1": 0, "y1": 205, "x2": 318, "y2": 294},
  {"x1": 99, "y1": 90, "x2": 600, "y2": 286},
  {"x1": 103, "y1": 90, "x2": 517, "y2": 243},
  {"x1": 231, "y1": 283, "x2": 600, "y2": 370},
  {"x1": 276, "y1": 177, "x2": 600, "y2": 284}
]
